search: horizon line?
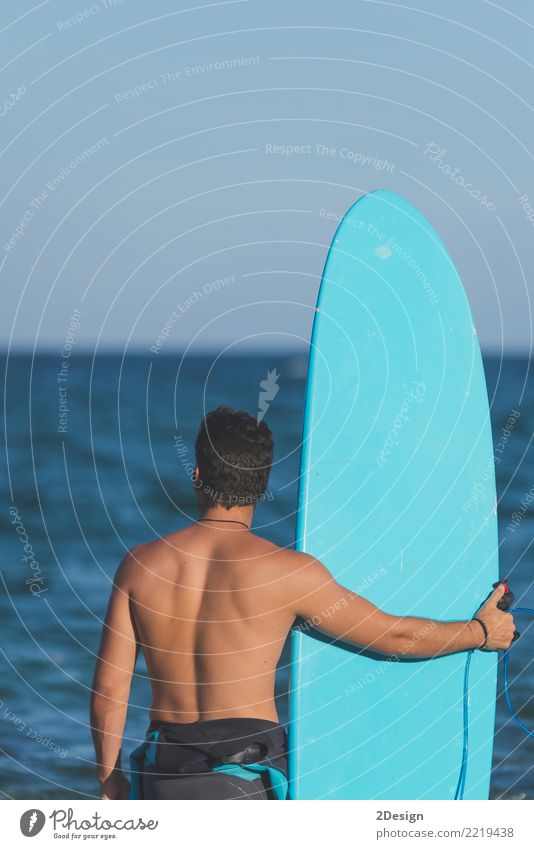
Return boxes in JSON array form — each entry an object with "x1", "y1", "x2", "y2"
[{"x1": 0, "y1": 345, "x2": 531, "y2": 358}]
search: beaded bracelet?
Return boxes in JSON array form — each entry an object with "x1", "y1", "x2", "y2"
[{"x1": 472, "y1": 616, "x2": 488, "y2": 649}]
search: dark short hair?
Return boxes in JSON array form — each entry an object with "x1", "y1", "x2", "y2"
[{"x1": 194, "y1": 406, "x2": 273, "y2": 510}]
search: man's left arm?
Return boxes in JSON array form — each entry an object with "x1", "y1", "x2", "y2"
[{"x1": 90, "y1": 550, "x2": 140, "y2": 800}]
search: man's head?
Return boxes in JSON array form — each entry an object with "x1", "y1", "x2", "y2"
[{"x1": 194, "y1": 406, "x2": 274, "y2": 512}]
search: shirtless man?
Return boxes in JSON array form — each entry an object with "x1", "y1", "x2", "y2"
[{"x1": 90, "y1": 406, "x2": 516, "y2": 800}]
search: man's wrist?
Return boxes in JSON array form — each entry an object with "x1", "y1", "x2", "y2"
[
  {"x1": 97, "y1": 767, "x2": 122, "y2": 785},
  {"x1": 470, "y1": 617, "x2": 488, "y2": 649}
]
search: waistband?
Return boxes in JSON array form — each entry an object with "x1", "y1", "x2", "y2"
[
  {"x1": 147, "y1": 717, "x2": 286, "y2": 747},
  {"x1": 146, "y1": 717, "x2": 287, "y2": 773}
]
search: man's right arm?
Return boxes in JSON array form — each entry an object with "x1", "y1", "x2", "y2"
[{"x1": 288, "y1": 555, "x2": 516, "y2": 656}]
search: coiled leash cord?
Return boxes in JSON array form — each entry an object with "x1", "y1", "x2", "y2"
[
  {"x1": 454, "y1": 581, "x2": 533, "y2": 800},
  {"x1": 503, "y1": 607, "x2": 534, "y2": 740}
]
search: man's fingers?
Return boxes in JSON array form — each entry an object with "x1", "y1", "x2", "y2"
[{"x1": 490, "y1": 583, "x2": 506, "y2": 603}]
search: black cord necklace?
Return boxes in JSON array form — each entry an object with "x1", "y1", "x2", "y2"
[{"x1": 199, "y1": 518, "x2": 250, "y2": 529}]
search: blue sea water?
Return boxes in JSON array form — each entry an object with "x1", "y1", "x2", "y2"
[{"x1": 0, "y1": 353, "x2": 532, "y2": 800}]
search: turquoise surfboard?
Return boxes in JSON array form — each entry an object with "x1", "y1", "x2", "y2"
[{"x1": 289, "y1": 189, "x2": 498, "y2": 800}]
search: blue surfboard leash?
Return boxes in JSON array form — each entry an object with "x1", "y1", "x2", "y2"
[
  {"x1": 454, "y1": 584, "x2": 534, "y2": 800},
  {"x1": 502, "y1": 607, "x2": 534, "y2": 740}
]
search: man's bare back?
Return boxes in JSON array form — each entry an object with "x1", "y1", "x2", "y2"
[{"x1": 126, "y1": 522, "x2": 299, "y2": 724}]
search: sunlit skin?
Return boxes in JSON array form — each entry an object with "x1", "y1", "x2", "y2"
[{"x1": 90, "y1": 468, "x2": 516, "y2": 799}]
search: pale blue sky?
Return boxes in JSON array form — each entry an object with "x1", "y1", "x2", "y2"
[{"x1": 1, "y1": 0, "x2": 533, "y2": 354}]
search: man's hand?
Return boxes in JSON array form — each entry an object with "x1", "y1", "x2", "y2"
[
  {"x1": 473, "y1": 584, "x2": 516, "y2": 651},
  {"x1": 99, "y1": 770, "x2": 130, "y2": 800}
]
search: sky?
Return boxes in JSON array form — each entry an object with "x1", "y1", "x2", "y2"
[{"x1": 1, "y1": 0, "x2": 533, "y2": 355}]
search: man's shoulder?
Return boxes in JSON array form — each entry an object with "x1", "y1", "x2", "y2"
[
  {"x1": 249, "y1": 536, "x2": 325, "y2": 576},
  {"x1": 114, "y1": 537, "x2": 171, "y2": 582},
  {"x1": 250, "y1": 543, "x2": 335, "y2": 610}
]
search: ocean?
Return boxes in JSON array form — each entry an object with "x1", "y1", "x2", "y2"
[{"x1": 0, "y1": 353, "x2": 532, "y2": 799}]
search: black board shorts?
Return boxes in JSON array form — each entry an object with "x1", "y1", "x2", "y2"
[{"x1": 133, "y1": 717, "x2": 288, "y2": 800}]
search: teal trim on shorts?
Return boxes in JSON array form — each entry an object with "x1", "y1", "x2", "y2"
[
  {"x1": 129, "y1": 729, "x2": 159, "y2": 799},
  {"x1": 213, "y1": 761, "x2": 288, "y2": 799}
]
